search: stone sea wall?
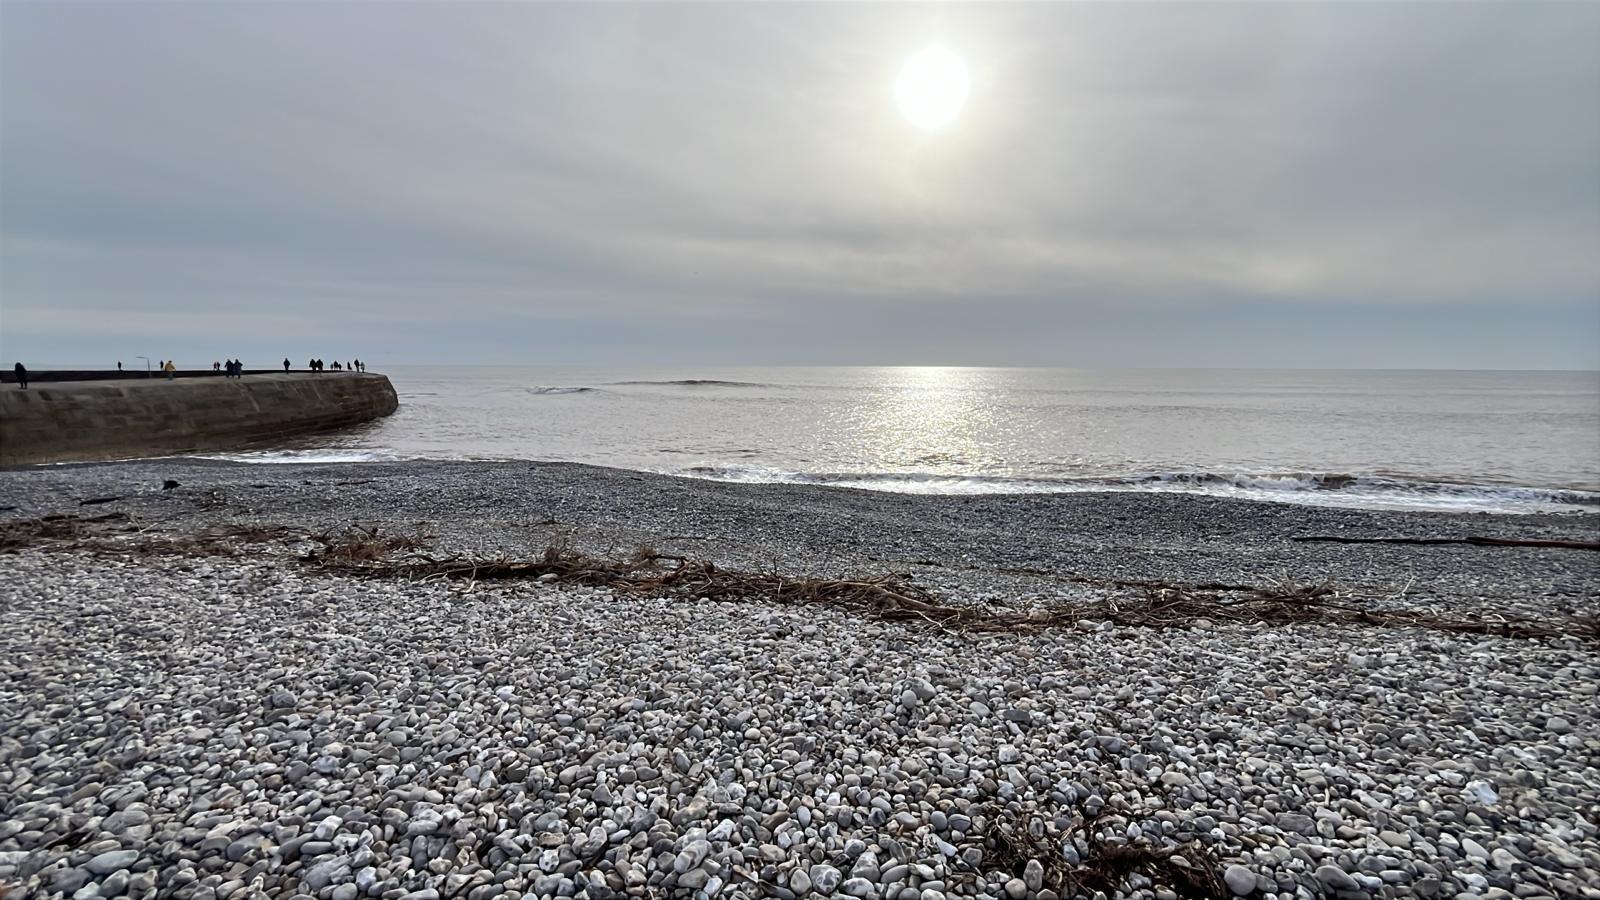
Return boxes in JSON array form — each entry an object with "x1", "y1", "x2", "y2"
[{"x1": 0, "y1": 373, "x2": 398, "y2": 465}]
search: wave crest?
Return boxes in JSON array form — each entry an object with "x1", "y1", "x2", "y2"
[
  {"x1": 676, "y1": 466, "x2": 1598, "y2": 513},
  {"x1": 194, "y1": 449, "x2": 400, "y2": 464},
  {"x1": 612, "y1": 379, "x2": 773, "y2": 388}
]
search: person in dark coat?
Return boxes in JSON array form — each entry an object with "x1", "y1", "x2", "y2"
[
  {"x1": 283, "y1": 358, "x2": 291, "y2": 372},
  {"x1": 13, "y1": 362, "x2": 27, "y2": 389}
]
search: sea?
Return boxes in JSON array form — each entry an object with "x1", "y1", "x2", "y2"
[{"x1": 205, "y1": 367, "x2": 1600, "y2": 515}]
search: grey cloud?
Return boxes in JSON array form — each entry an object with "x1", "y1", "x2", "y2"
[{"x1": 2, "y1": 2, "x2": 1597, "y2": 367}]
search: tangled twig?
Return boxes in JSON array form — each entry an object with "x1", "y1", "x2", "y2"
[
  {"x1": 982, "y1": 803, "x2": 1226, "y2": 899},
  {"x1": 5, "y1": 516, "x2": 1593, "y2": 640},
  {"x1": 312, "y1": 536, "x2": 1600, "y2": 641},
  {"x1": 0, "y1": 513, "x2": 130, "y2": 550}
]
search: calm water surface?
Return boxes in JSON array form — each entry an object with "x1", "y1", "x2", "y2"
[{"x1": 211, "y1": 367, "x2": 1600, "y2": 514}]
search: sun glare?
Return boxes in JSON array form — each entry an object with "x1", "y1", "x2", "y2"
[{"x1": 895, "y1": 46, "x2": 970, "y2": 131}]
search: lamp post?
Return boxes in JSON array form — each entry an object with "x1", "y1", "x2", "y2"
[{"x1": 136, "y1": 356, "x2": 151, "y2": 378}]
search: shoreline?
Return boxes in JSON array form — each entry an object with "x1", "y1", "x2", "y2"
[
  {"x1": 1, "y1": 459, "x2": 1596, "y2": 900},
  {"x1": 2, "y1": 459, "x2": 1595, "y2": 617},
  {"x1": 8, "y1": 453, "x2": 1600, "y2": 515}
]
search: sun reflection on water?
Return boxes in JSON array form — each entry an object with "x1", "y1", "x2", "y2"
[{"x1": 850, "y1": 367, "x2": 1006, "y2": 474}]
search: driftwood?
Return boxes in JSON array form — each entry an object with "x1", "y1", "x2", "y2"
[
  {"x1": 982, "y1": 806, "x2": 1225, "y2": 899},
  {"x1": 308, "y1": 525, "x2": 426, "y2": 564},
  {"x1": 0, "y1": 514, "x2": 307, "y2": 556},
  {"x1": 0, "y1": 512, "x2": 129, "y2": 550},
  {"x1": 5, "y1": 517, "x2": 1593, "y2": 641},
  {"x1": 311, "y1": 533, "x2": 1599, "y2": 642},
  {"x1": 1294, "y1": 534, "x2": 1600, "y2": 551}
]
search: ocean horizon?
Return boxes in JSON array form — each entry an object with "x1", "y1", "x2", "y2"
[{"x1": 181, "y1": 365, "x2": 1600, "y2": 515}]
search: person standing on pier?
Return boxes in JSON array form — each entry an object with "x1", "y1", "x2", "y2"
[
  {"x1": 163, "y1": 359, "x2": 176, "y2": 380},
  {"x1": 283, "y1": 358, "x2": 291, "y2": 372},
  {"x1": 13, "y1": 362, "x2": 27, "y2": 389}
]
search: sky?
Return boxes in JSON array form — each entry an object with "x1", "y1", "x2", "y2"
[{"x1": 2, "y1": 2, "x2": 1598, "y2": 369}]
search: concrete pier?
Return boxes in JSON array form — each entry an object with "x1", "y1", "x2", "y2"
[{"x1": 0, "y1": 372, "x2": 399, "y2": 465}]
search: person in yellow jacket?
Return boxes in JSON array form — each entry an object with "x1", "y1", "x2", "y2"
[{"x1": 163, "y1": 359, "x2": 177, "y2": 380}]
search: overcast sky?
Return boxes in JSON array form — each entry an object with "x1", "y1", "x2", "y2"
[{"x1": 3, "y1": 2, "x2": 1597, "y2": 368}]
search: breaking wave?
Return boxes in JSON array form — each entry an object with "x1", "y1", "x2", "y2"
[
  {"x1": 612, "y1": 379, "x2": 773, "y2": 388},
  {"x1": 193, "y1": 449, "x2": 403, "y2": 464},
  {"x1": 527, "y1": 386, "x2": 601, "y2": 395},
  {"x1": 676, "y1": 466, "x2": 1599, "y2": 514}
]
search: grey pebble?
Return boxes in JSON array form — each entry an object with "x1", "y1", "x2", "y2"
[
  {"x1": 1224, "y1": 864, "x2": 1255, "y2": 895},
  {"x1": 84, "y1": 850, "x2": 138, "y2": 876},
  {"x1": 0, "y1": 463, "x2": 1593, "y2": 900}
]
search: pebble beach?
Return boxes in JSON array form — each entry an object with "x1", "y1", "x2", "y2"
[{"x1": 1, "y1": 460, "x2": 1597, "y2": 900}]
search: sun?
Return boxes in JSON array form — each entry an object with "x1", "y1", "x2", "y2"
[{"x1": 895, "y1": 46, "x2": 970, "y2": 131}]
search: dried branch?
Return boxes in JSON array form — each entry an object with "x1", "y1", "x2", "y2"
[
  {"x1": 1293, "y1": 534, "x2": 1599, "y2": 551},
  {"x1": 310, "y1": 539, "x2": 1599, "y2": 641},
  {"x1": 982, "y1": 804, "x2": 1226, "y2": 899},
  {"x1": 0, "y1": 513, "x2": 130, "y2": 550}
]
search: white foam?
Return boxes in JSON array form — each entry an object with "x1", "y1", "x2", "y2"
[
  {"x1": 675, "y1": 465, "x2": 1598, "y2": 514},
  {"x1": 192, "y1": 448, "x2": 401, "y2": 464}
]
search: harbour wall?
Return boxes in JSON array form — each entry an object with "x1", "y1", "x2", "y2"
[{"x1": 0, "y1": 373, "x2": 398, "y2": 465}]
